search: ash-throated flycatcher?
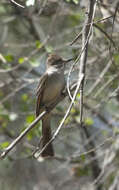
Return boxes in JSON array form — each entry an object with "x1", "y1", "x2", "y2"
[{"x1": 36, "y1": 54, "x2": 73, "y2": 157}]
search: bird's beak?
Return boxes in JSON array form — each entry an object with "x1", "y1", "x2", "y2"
[{"x1": 63, "y1": 58, "x2": 74, "y2": 64}]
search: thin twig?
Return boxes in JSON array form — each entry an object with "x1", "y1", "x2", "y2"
[
  {"x1": 84, "y1": 103, "x2": 114, "y2": 129},
  {"x1": 0, "y1": 81, "x2": 34, "y2": 105},
  {"x1": 36, "y1": 136, "x2": 113, "y2": 163},
  {"x1": 86, "y1": 60, "x2": 113, "y2": 96},
  {"x1": 70, "y1": 15, "x2": 113, "y2": 46},
  {"x1": 93, "y1": 24, "x2": 117, "y2": 50},
  {"x1": 10, "y1": 0, "x2": 25, "y2": 8},
  {"x1": 94, "y1": 74, "x2": 118, "y2": 98},
  {"x1": 70, "y1": 30, "x2": 82, "y2": 46}
]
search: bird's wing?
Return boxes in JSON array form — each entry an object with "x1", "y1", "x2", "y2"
[{"x1": 36, "y1": 73, "x2": 48, "y2": 117}]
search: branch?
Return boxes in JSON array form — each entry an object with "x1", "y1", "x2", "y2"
[
  {"x1": 0, "y1": 111, "x2": 46, "y2": 159},
  {"x1": 79, "y1": 0, "x2": 97, "y2": 126},
  {"x1": 0, "y1": 80, "x2": 83, "y2": 160},
  {"x1": 70, "y1": 15, "x2": 113, "y2": 46},
  {"x1": 86, "y1": 60, "x2": 113, "y2": 96},
  {"x1": 93, "y1": 23, "x2": 117, "y2": 50},
  {"x1": 10, "y1": 0, "x2": 25, "y2": 8}
]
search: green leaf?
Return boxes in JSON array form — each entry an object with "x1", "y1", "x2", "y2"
[
  {"x1": 73, "y1": 0, "x2": 79, "y2": 4},
  {"x1": 64, "y1": 117, "x2": 71, "y2": 125},
  {"x1": 85, "y1": 117, "x2": 94, "y2": 126},
  {"x1": 26, "y1": 114, "x2": 35, "y2": 123},
  {"x1": 71, "y1": 107, "x2": 76, "y2": 114},
  {"x1": 26, "y1": 132, "x2": 33, "y2": 141},
  {"x1": 77, "y1": 93, "x2": 80, "y2": 99},
  {"x1": 26, "y1": 123, "x2": 42, "y2": 140},
  {"x1": 114, "y1": 54, "x2": 119, "y2": 65},
  {"x1": 69, "y1": 12, "x2": 84, "y2": 26},
  {"x1": 18, "y1": 57, "x2": 25, "y2": 64},
  {"x1": 0, "y1": 141, "x2": 9, "y2": 148},
  {"x1": 4, "y1": 54, "x2": 14, "y2": 62},
  {"x1": 81, "y1": 154, "x2": 85, "y2": 161},
  {"x1": 35, "y1": 40, "x2": 42, "y2": 49},
  {"x1": 22, "y1": 94, "x2": 28, "y2": 102}
]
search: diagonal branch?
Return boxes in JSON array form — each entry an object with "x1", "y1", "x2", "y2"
[
  {"x1": 10, "y1": 0, "x2": 25, "y2": 8},
  {"x1": 0, "y1": 80, "x2": 83, "y2": 160}
]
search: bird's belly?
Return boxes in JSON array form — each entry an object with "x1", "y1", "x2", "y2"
[{"x1": 42, "y1": 73, "x2": 65, "y2": 105}]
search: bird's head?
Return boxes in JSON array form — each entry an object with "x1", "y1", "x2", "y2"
[{"x1": 46, "y1": 54, "x2": 73, "y2": 68}]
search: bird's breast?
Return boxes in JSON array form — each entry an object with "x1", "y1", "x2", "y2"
[{"x1": 42, "y1": 71, "x2": 65, "y2": 104}]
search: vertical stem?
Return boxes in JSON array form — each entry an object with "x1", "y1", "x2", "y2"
[{"x1": 79, "y1": 0, "x2": 97, "y2": 126}]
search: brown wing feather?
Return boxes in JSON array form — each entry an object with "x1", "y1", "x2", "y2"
[{"x1": 36, "y1": 73, "x2": 48, "y2": 117}]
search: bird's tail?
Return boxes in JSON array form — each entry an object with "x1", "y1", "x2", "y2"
[{"x1": 41, "y1": 114, "x2": 54, "y2": 157}]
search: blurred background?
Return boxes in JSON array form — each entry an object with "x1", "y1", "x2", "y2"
[{"x1": 0, "y1": 0, "x2": 119, "y2": 189}]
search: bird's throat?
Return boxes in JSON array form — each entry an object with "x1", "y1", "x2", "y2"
[{"x1": 47, "y1": 66, "x2": 63, "y2": 74}]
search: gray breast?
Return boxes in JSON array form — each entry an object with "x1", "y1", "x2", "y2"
[{"x1": 42, "y1": 70, "x2": 65, "y2": 105}]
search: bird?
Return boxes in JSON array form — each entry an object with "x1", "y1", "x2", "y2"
[{"x1": 36, "y1": 53, "x2": 73, "y2": 157}]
